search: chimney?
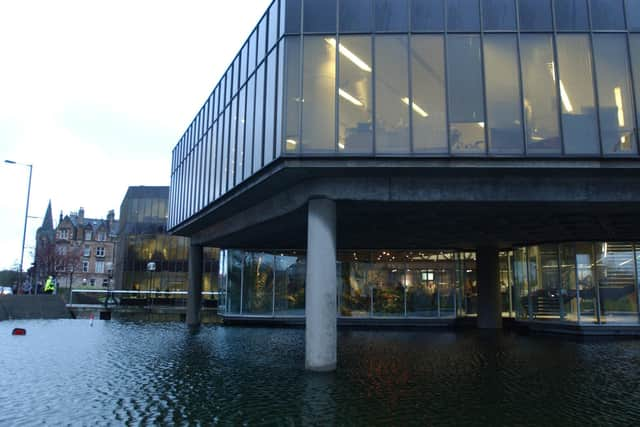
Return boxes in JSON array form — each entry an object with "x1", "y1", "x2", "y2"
[
  {"x1": 78, "y1": 207, "x2": 85, "y2": 224},
  {"x1": 107, "y1": 210, "x2": 115, "y2": 228}
]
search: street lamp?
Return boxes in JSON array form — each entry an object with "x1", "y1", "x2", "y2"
[{"x1": 4, "y1": 160, "x2": 32, "y2": 294}]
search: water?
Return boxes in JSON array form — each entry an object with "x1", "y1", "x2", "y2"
[{"x1": 2, "y1": 320, "x2": 640, "y2": 425}]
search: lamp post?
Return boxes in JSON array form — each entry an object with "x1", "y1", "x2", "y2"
[{"x1": 4, "y1": 160, "x2": 32, "y2": 293}]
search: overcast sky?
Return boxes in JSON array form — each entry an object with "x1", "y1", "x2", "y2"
[{"x1": 0, "y1": 0, "x2": 273, "y2": 271}]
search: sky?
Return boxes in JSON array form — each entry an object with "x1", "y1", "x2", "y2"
[{"x1": 0, "y1": 0, "x2": 273, "y2": 271}]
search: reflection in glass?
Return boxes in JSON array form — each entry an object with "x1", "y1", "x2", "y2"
[
  {"x1": 226, "y1": 250, "x2": 242, "y2": 313},
  {"x1": 242, "y1": 253, "x2": 275, "y2": 314},
  {"x1": 221, "y1": 107, "x2": 229, "y2": 194},
  {"x1": 244, "y1": 76, "x2": 255, "y2": 180},
  {"x1": 228, "y1": 97, "x2": 237, "y2": 188},
  {"x1": 274, "y1": 253, "x2": 305, "y2": 315},
  {"x1": 556, "y1": 34, "x2": 600, "y2": 155},
  {"x1": 304, "y1": 0, "x2": 336, "y2": 32},
  {"x1": 268, "y1": 2, "x2": 278, "y2": 50},
  {"x1": 258, "y1": 16, "x2": 267, "y2": 64},
  {"x1": 253, "y1": 64, "x2": 265, "y2": 172},
  {"x1": 484, "y1": 35, "x2": 524, "y2": 154},
  {"x1": 375, "y1": 36, "x2": 410, "y2": 153},
  {"x1": 276, "y1": 42, "x2": 285, "y2": 158},
  {"x1": 447, "y1": 0, "x2": 480, "y2": 31},
  {"x1": 554, "y1": 0, "x2": 589, "y2": 31},
  {"x1": 284, "y1": 0, "x2": 302, "y2": 33},
  {"x1": 593, "y1": 34, "x2": 637, "y2": 154},
  {"x1": 518, "y1": 0, "x2": 552, "y2": 31},
  {"x1": 264, "y1": 51, "x2": 277, "y2": 164},
  {"x1": 284, "y1": 37, "x2": 301, "y2": 153},
  {"x1": 631, "y1": 35, "x2": 640, "y2": 150},
  {"x1": 301, "y1": 36, "x2": 336, "y2": 152},
  {"x1": 411, "y1": 0, "x2": 444, "y2": 31},
  {"x1": 513, "y1": 247, "x2": 528, "y2": 319},
  {"x1": 447, "y1": 35, "x2": 485, "y2": 154},
  {"x1": 338, "y1": 36, "x2": 372, "y2": 153},
  {"x1": 339, "y1": 0, "x2": 372, "y2": 33},
  {"x1": 339, "y1": 251, "x2": 372, "y2": 317},
  {"x1": 375, "y1": 0, "x2": 408, "y2": 32},
  {"x1": 590, "y1": 0, "x2": 625, "y2": 30},
  {"x1": 519, "y1": 35, "x2": 560, "y2": 154},
  {"x1": 594, "y1": 242, "x2": 638, "y2": 323},
  {"x1": 248, "y1": 31, "x2": 257, "y2": 78},
  {"x1": 236, "y1": 87, "x2": 246, "y2": 183},
  {"x1": 629, "y1": 0, "x2": 640, "y2": 31},
  {"x1": 411, "y1": 35, "x2": 447, "y2": 153},
  {"x1": 482, "y1": 0, "x2": 516, "y2": 30}
]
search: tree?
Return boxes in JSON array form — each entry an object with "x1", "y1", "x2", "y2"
[{"x1": 54, "y1": 243, "x2": 83, "y2": 288}]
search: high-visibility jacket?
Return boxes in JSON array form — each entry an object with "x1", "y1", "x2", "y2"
[{"x1": 44, "y1": 277, "x2": 55, "y2": 292}]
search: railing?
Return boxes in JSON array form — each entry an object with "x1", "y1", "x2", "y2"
[{"x1": 68, "y1": 289, "x2": 221, "y2": 309}]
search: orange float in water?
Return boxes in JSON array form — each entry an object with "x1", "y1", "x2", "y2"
[{"x1": 12, "y1": 328, "x2": 26, "y2": 336}]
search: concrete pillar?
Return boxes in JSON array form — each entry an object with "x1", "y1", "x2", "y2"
[
  {"x1": 186, "y1": 243, "x2": 203, "y2": 327},
  {"x1": 305, "y1": 198, "x2": 337, "y2": 371},
  {"x1": 477, "y1": 246, "x2": 502, "y2": 329}
]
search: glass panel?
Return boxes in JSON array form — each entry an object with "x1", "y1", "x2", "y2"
[
  {"x1": 527, "y1": 245, "x2": 563, "y2": 321},
  {"x1": 253, "y1": 64, "x2": 265, "y2": 172},
  {"x1": 244, "y1": 75, "x2": 255, "y2": 179},
  {"x1": 482, "y1": 0, "x2": 516, "y2": 30},
  {"x1": 233, "y1": 56, "x2": 240, "y2": 95},
  {"x1": 258, "y1": 15, "x2": 267, "y2": 64},
  {"x1": 248, "y1": 31, "x2": 257, "y2": 75},
  {"x1": 448, "y1": 35, "x2": 486, "y2": 154},
  {"x1": 411, "y1": 35, "x2": 447, "y2": 153},
  {"x1": 225, "y1": 68, "x2": 233, "y2": 105},
  {"x1": 221, "y1": 106, "x2": 230, "y2": 194},
  {"x1": 484, "y1": 34, "x2": 524, "y2": 154},
  {"x1": 268, "y1": 2, "x2": 279, "y2": 50},
  {"x1": 226, "y1": 250, "x2": 242, "y2": 313},
  {"x1": 339, "y1": 0, "x2": 372, "y2": 33},
  {"x1": 228, "y1": 97, "x2": 238, "y2": 188},
  {"x1": 499, "y1": 251, "x2": 514, "y2": 317},
  {"x1": 375, "y1": 36, "x2": 409, "y2": 153},
  {"x1": 284, "y1": 37, "x2": 301, "y2": 153},
  {"x1": 411, "y1": 0, "x2": 444, "y2": 32},
  {"x1": 304, "y1": 0, "x2": 337, "y2": 32},
  {"x1": 595, "y1": 242, "x2": 638, "y2": 323},
  {"x1": 274, "y1": 252, "x2": 305, "y2": 315},
  {"x1": 301, "y1": 36, "x2": 336, "y2": 153},
  {"x1": 519, "y1": 35, "x2": 561, "y2": 154},
  {"x1": 276, "y1": 41, "x2": 285, "y2": 158},
  {"x1": 375, "y1": 0, "x2": 408, "y2": 32},
  {"x1": 339, "y1": 251, "x2": 372, "y2": 317},
  {"x1": 242, "y1": 253, "x2": 275, "y2": 314},
  {"x1": 631, "y1": 35, "x2": 640, "y2": 148},
  {"x1": 338, "y1": 35, "x2": 373, "y2": 153},
  {"x1": 576, "y1": 242, "x2": 597, "y2": 323},
  {"x1": 559, "y1": 243, "x2": 578, "y2": 322},
  {"x1": 591, "y1": 0, "x2": 625, "y2": 30},
  {"x1": 209, "y1": 123, "x2": 217, "y2": 201},
  {"x1": 629, "y1": 0, "x2": 640, "y2": 31},
  {"x1": 446, "y1": 0, "x2": 480, "y2": 31},
  {"x1": 593, "y1": 34, "x2": 637, "y2": 154},
  {"x1": 236, "y1": 87, "x2": 246, "y2": 183},
  {"x1": 513, "y1": 247, "x2": 529, "y2": 319},
  {"x1": 241, "y1": 43, "x2": 249, "y2": 84},
  {"x1": 460, "y1": 252, "x2": 477, "y2": 315},
  {"x1": 370, "y1": 251, "x2": 404, "y2": 316},
  {"x1": 284, "y1": 0, "x2": 302, "y2": 34},
  {"x1": 264, "y1": 51, "x2": 277, "y2": 165},
  {"x1": 554, "y1": 0, "x2": 589, "y2": 31},
  {"x1": 518, "y1": 0, "x2": 552, "y2": 31},
  {"x1": 556, "y1": 34, "x2": 600, "y2": 155}
]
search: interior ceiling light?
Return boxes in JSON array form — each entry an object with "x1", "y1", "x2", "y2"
[
  {"x1": 614, "y1": 87, "x2": 625, "y2": 127},
  {"x1": 339, "y1": 88, "x2": 363, "y2": 106},
  {"x1": 325, "y1": 38, "x2": 372, "y2": 72},
  {"x1": 286, "y1": 139, "x2": 297, "y2": 146},
  {"x1": 401, "y1": 97, "x2": 429, "y2": 117},
  {"x1": 548, "y1": 61, "x2": 574, "y2": 113}
]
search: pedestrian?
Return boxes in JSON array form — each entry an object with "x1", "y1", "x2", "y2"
[{"x1": 44, "y1": 276, "x2": 55, "y2": 294}]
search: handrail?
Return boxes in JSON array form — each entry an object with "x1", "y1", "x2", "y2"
[{"x1": 68, "y1": 289, "x2": 222, "y2": 306}]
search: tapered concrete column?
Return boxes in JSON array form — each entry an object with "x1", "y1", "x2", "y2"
[
  {"x1": 186, "y1": 243, "x2": 203, "y2": 327},
  {"x1": 477, "y1": 246, "x2": 502, "y2": 329},
  {"x1": 305, "y1": 198, "x2": 337, "y2": 371}
]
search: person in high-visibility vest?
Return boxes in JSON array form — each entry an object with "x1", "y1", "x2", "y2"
[{"x1": 44, "y1": 276, "x2": 55, "y2": 294}]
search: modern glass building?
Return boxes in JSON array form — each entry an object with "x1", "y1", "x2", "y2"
[{"x1": 169, "y1": 0, "x2": 640, "y2": 369}]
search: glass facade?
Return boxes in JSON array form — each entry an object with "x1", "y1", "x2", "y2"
[{"x1": 169, "y1": 0, "x2": 640, "y2": 229}]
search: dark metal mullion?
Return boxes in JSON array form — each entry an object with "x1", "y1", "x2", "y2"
[{"x1": 587, "y1": 0, "x2": 605, "y2": 157}]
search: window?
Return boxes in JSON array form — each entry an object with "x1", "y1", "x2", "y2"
[
  {"x1": 482, "y1": 0, "x2": 516, "y2": 30},
  {"x1": 519, "y1": 34, "x2": 561, "y2": 154},
  {"x1": 554, "y1": 0, "x2": 589, "y2": 31},
  {"x1": 518, "y1": 0, "x2": 552, "y2": 31},
  {"x1": 447, "y1": 0, "x2": 480, "y2": 31},
  {"x1": 56, "y1": 246, "x2": 67, "y2": 256},
  {"x1": 82, "y1": 261, "x2": 89, "y2": 273},
  {"x1": 253, "y1": 63, "x2": 265, "y2": 171},
  {"x1": 412, "y1": 0, "x2": 444, "y2": 31},
  {"x1": 483, "y1": 34, "x2": 524, "y2": 154},
  {"x1": 630, "y1": 35, "x2": 640, "y2": 148},
  {"x1": 96, "y1": 247, "x2": 105, "y2": 257},
  {"x1": 301, "y1": 36, "x2": 336, "y2": 153},
  {"x1": 102, "y1": 279, "x2": 109, "y2": 287},
  {"x1": 340, "y1": 0, "x2": 373, "y2": 32},
  {"x1": 375, "y1": 35, "x2": 410, "y2": 153},
  {"x1": 375, "y1": 0, "x2": 408, "y2": 32},
  {"x1": 84, "y1": 230, "x2": 92, "y2": 241},
  {"x1": 447, "y1": 34, "x2": 486, "y2": 154},
  {"x1": 97, "y1": 231, "x2": 106, "y2": 241},
  {"x1": 95, "y1": 261, "x2": 105, "y2": 274},
  {"x1": 83, "y1": 246, "x2": 91, "y2": 257},
  {"x1": 556, "y1": 34, "x2": 599, "y2": 155},
  {"x1": 58, "y1": 229, "x2": 69, "y2": 240},
  {"x1": 411, "y1": 35, "x2": 447, "y2": 153},
  {"x1": 284, "y1": 37, "x2": 301, "y2": 153},
  {"x1": 304, "y1": 0, "x2": 336, "y2": 32},
  {"x1": 592, "y1": 34, "x2": 637, "y2": 154},
  {"x1": 264, "y1": 50, "x2": 278, "y2": 164},
  {"x1": 90, "y1": 279, "x2": 95, "y2": 286},
  {"x1": 338, "y1": 35, "x2": 373, "y2": 153},
  {"x1": 629, "y1": 0, "x2": 640, "y2": 31},
  {"x1": 590, "y1": 0, "x2": 625, "y2": 30}
]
